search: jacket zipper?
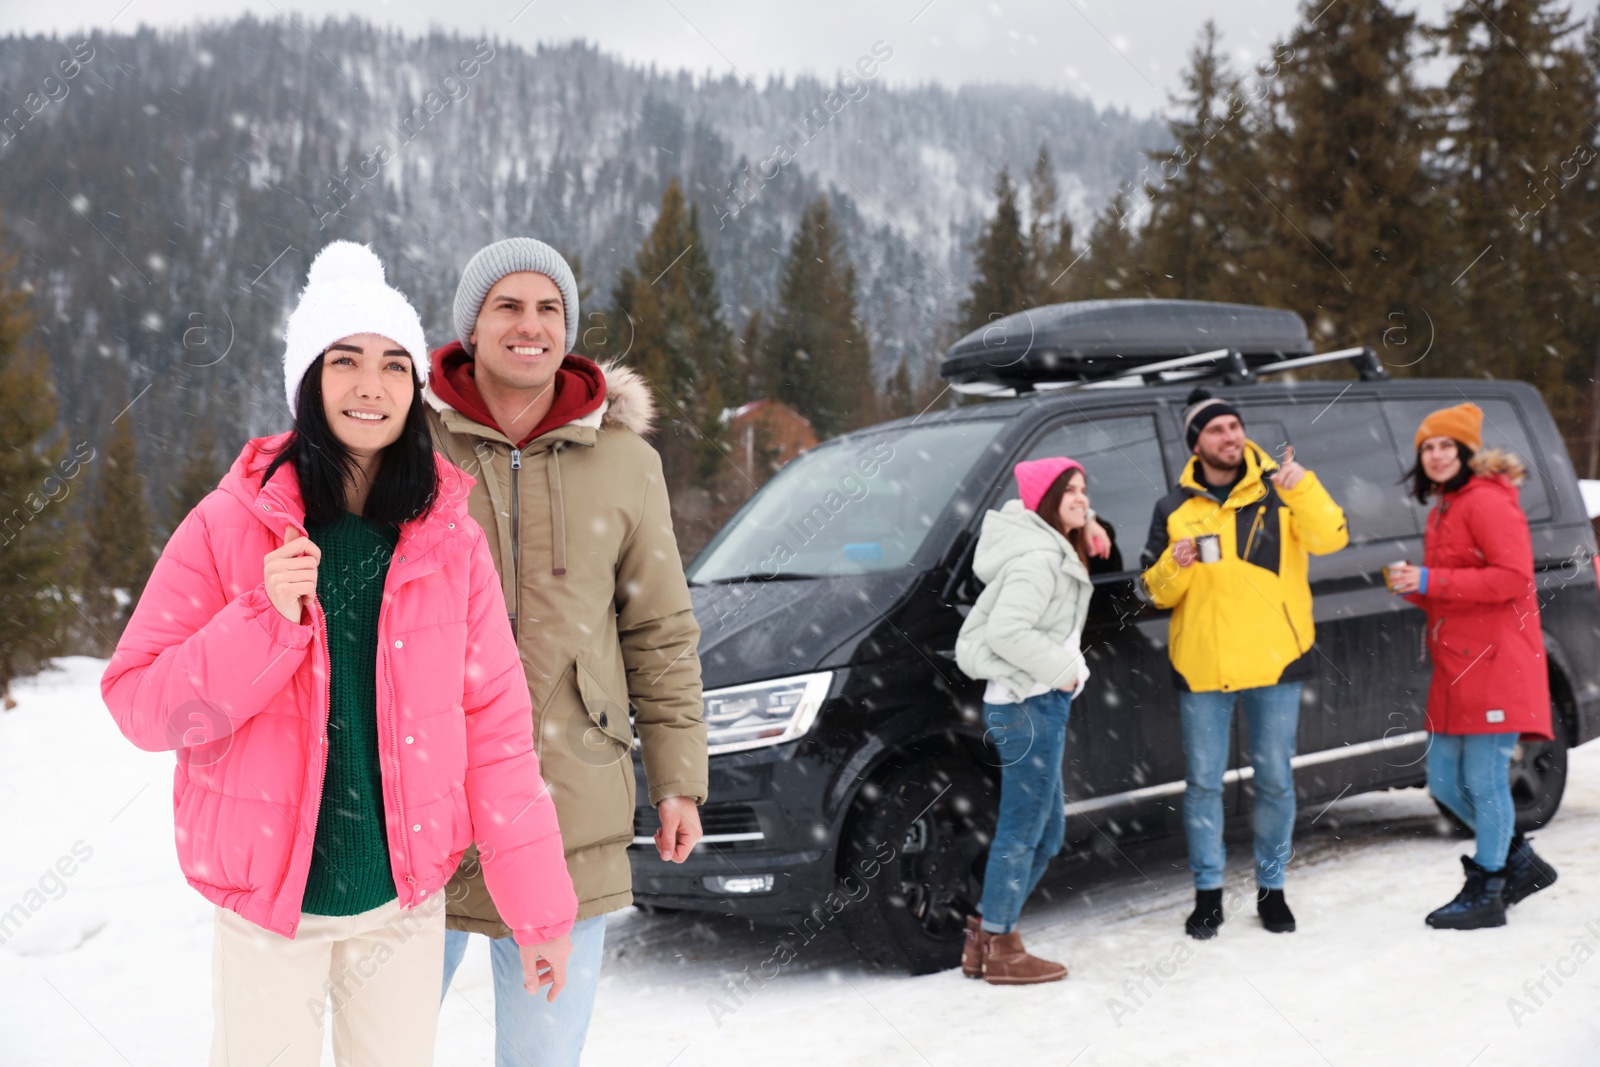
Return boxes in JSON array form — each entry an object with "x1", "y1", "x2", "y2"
[
  {"x1": 509, "y1": 447, "x2": 521, "y2": 640},
  {"x1": 1242, "y1": 504, "x2": 1266, "y2": 562},
  {"x1": 316, "y1": 597, "x2": 331, "y2": 782},
  {"x1": 1281, "y1": 603, "x2": 1306, "y2": 648}
]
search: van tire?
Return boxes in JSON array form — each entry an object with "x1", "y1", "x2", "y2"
[
  {"x1": 1431, "y1": 707, "x2": 1570, "y2": 834},
  {"x1": 836, "y1": 757, "x2": 996, "y2": 975}
]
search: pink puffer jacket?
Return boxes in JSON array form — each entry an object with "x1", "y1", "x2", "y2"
[{"x1": 102, "y1": 433, "x2": 576, "y2": 944}]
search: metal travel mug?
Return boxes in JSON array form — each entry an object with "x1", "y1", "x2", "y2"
[
  {"x1": 1196, "y1": 534, "x2": 1222, "y2": 564},
  {"x1": 1383, "y1": 560, "x2": 1409, "y2": 592}
]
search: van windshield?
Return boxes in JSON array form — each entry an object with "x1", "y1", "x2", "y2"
[{"x1": 688, "y1": 419, "x2": 1007, "y2": 583}]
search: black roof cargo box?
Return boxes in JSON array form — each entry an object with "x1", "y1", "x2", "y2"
[{"x1": 941, "y1": 299, "x2": 1314, "y2": 392}]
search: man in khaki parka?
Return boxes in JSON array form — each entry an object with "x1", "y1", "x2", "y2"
[{"x1": 426, "y1": 238, "x2": 707, "y2": 1065}]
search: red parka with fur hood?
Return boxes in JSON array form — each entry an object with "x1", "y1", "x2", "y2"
[{"x1": 1405, "y1": 450, "x2": 1553, "y2": 740}]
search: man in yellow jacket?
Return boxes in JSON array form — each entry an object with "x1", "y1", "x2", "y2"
[{"x1": 1140, "y1": 388, "x2": 1347, "y2": 941}]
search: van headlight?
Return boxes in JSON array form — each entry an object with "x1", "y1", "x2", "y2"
[{"x1": 704, "y1": 672, "x2": 832, "y2": 755}]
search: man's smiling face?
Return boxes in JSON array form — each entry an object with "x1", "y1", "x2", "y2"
[{"x1": 469, "y1": 271, "x2": 567, "y2": 396}]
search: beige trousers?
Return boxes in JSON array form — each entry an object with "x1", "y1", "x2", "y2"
[{"x1": 209, "y1": 893, "x2": 446, "y2": 1067}]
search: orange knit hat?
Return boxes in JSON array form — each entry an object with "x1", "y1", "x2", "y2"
[{"x1": 1414, "y1": 402, "x2": 1483, "y2": 452}]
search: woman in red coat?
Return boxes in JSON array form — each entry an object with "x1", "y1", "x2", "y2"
[{"x1": 1388, "y1": 402, "x2": 1558, "y2": 930}]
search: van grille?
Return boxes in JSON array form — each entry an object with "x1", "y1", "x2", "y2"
[{"x1": 633, "y1": 804, "x2": 764, "y2": 846}]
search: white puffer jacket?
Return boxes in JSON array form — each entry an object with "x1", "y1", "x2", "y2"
[{"x1": 955, "y1": 500, "x2": 1094, "y2": 700}]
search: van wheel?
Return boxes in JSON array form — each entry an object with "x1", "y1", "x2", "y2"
[
  {"x1": 1432, "y1": 712, "x2": 1570, "y2": 834},
  {"x1": 1509, "y1": 712, "x2": 1570, "y2": 832},
  {"x1": 836, "y1": 757, "x2": 995, "y2": 975}
]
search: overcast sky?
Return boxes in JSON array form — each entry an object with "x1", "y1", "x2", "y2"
[{"x1": 14, "y1": 0, "x2": 1600, "y2": 117}]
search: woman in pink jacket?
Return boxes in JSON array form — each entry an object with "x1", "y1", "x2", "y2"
[
  {"x1": 1388, "y1": 402, "x2": 1557, "y2": 932},
  {"x1": 102, "y1": 242, "x2": 576, "y2": 1067}
]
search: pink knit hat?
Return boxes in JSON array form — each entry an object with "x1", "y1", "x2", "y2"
[{"x1": 1015, "y1": 457, "x2": 1085, "y2": 512}]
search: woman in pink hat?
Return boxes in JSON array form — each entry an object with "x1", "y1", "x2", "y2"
[{"x1": 955, "y1": 457, "x2": 1105, "y2": 984}]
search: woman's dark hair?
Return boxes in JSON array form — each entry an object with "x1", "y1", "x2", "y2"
[
  {"x1": 1402, "y1": 440, "x2": 1475, "y2": 504},
  {"x1": 262, "y1": 352, "x2": 437, "y2": 527},
  {"x1": 1034, "y1": 468, "x2": 1091, "y2": 569}
]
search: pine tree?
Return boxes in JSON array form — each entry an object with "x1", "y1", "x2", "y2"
[
  {"x1": 167, "y1": 422, "x2": 226, "y2": 532},
  {"x1": 739, "y1": 309, "x2": 765, "y2": 401},
  {"x1": 959, "y1": 169, "x2": 1033, "y2": 334},
  {"x1": 1436, "y1": 0, "x2": 1596, "y2": 436},
  {"x1": 1572, "y1": 14, "x2": 1600, "y2": 474},
  {"x1": 607, "y1": 180, "x2": 738, "y2": 494},
  {"x1": 1025, "y1": 147, "x2": 1080, "y2": 305},
  {"x1": 759, "y1": 197, "x2": 874, "y2": 439},
  {"x1": 84, "y1": 412, "x2": 155, "y2": 653},
  {"x1": 1256, "y1": 0, "x2": 1439, "y2": 349},
  {"x1": 884, "y1": 357, "x2": 916, "y2": 420},
  {"x1": 1139, "y1": 22, "x2": 1273, "y2": 304},
  {"x1": 1078, "y1": 191, "x2": 1146, "y2": 297},
  {"x1": 567, "y1": 251, "x2": 599, "y2": 357},
  {"x1": 0, "y1": 251, "x2": 78, "y2": 705}
]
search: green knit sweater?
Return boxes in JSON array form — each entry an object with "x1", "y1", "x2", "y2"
[{"x1": 300, "y1": 510, "x2": 401, "y2": 917}]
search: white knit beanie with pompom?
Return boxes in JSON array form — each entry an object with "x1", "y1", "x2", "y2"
[{"x1": 281, "y1": 241, "x2": 429, "y2": 416}]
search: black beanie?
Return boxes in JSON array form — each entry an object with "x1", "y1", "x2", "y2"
[{"x1": 1183, "y1": 388, "x2": 1242, "y2": 449}]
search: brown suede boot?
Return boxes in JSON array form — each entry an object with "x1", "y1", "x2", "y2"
[
  {"x1": 962, "y1": 915, "x2": 988, "y2": 978},
  {"x1": 981, "y1": 931, "x2": 1068, "y2": 985}
]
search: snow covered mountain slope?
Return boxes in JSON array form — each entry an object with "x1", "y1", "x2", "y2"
[{"x1": 0, "y1": 21, "x2": 1164, "y2": 495}]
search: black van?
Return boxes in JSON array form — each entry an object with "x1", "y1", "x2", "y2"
[{"x1": 628, "y1": 300, "x2": 1600, "y2": 974}]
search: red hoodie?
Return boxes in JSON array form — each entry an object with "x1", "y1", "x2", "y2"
[{"x1": 428, "y1": 342, "x2": 606, "y2": 448}]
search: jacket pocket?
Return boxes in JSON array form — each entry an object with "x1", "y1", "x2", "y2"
[
  {"x1": 1427, "y1": 615, "x2": 1502, "y2": 690},
  {"x1": 174, "y1": 770, "x2": 249, "y2": 894},
  {"x1": 574, "y1": 658, "x2": 635, "y2": 749},
  {"x1": 536, "y1": 662, "x2": 635, "y2": 853},
  {"x1": 1431, "y1": 612, "x2": 1503, "y2": 661}
]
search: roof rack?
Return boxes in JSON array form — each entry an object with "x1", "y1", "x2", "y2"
[
  {"x1": 950, "y1": 344, "x2": 1388, "y2": 398},
  {"x1": 942, "y1": 299, "x2": 1314, "y2": 393},
  {"x1": 940, "y1": 299, "x2": 1391, "y2": 397}
]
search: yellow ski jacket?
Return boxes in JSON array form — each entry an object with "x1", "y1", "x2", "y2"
[{"x1": 1138, "y1": 441, "x2": 1348, "y2": 693}]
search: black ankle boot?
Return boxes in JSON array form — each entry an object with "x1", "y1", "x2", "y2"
[
  {"x1": 1503, "y1": 834, "x2": 1558, "y2": 906},
  {"x1": 1426, "y1": 856, "x2": 1507, "y2": 930},
  {"x1": 1256, "y1": 887, "x2": 1296, "y2": 933},
  {"x1": 1186, "y1": 888, "x2": 1225, "y2": 940}
]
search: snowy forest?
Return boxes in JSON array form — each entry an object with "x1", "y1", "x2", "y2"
[{"x1": 3, "y1": 0, "x2": 1600, "y2": 694}]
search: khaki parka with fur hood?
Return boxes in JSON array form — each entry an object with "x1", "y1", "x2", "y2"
[{"x1": 426, "y1": 358, "x2": 707, "y2": 932}]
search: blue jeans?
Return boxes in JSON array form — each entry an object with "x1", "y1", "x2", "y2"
[
  {"x1": 439, "y1": 914, "x2": 607, "y2": 1067},
  {"x1": 1427, "y1": 731, "x2": 1519, "y2": 871},
  {"x1": 1180, "y1": 682, "x2": 1303, "y2": 891},
  {"x1": 977, "y1": 689, "x2": 1071, "y2": 934}
]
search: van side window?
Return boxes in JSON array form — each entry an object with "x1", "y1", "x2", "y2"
[
  {"x1": 1383, "y1": 397, "x2": 1553, "y2": 522},
  {"x1": 1240, "y1": 396, "x2": 1418, "y2": 545},
  {"x1": 999, "y1": 415, "x2": 1168, "y2": 573}
]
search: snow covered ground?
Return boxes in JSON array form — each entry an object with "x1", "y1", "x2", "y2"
[{"x1": 3, "y1": 656, "x2": 1598, "y2": 1065}]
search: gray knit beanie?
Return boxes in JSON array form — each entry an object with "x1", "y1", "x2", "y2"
[{"x1": 452, "y1": 238, "x2": 579, "y2": 355}]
